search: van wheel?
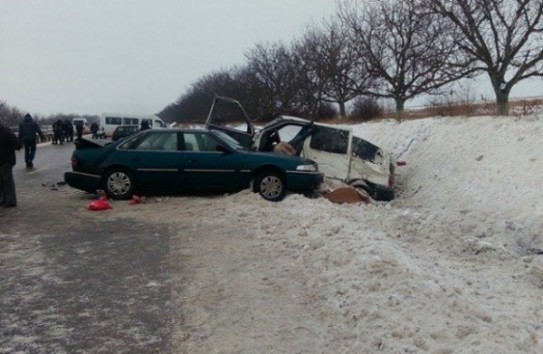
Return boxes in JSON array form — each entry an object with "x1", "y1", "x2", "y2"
[
  {"x1": 253, "y1": 171, "x2": 286, "y2": 202},
  {"x1": 103, "y1": 167, "x2": 136, "y2": 200}
]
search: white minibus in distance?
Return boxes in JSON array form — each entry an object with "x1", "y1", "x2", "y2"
[{"x1": 99, "y1": 113, "x2": 167, "y2": 137}]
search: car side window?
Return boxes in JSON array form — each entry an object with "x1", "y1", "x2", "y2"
[
  {"x1": 183, "y1": 132, "x2": 220, "y2": 152},
  {"x1": 309, "y1": 126, "x2": 349, "y2": 154},
  {"x1": 183, "y1": 133, "x2": 199, "y2": 151},
  {"x1": 120, "y1": 131, "x2": 177, "y2": 150},
  {"x1": 161, "y1": 132, "x2": 178, "y2": 151}
]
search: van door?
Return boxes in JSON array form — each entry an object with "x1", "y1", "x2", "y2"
[{"x1": 301, "y1": 125, "x2": 351, "y2": 181}]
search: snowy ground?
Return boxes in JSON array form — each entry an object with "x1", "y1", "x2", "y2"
[{"x1": 88, "y1": 114, "x2": 543, "y2": 353}]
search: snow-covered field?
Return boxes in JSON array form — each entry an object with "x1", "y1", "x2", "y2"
[{"x1": 98, "y1": 114, "x2": 543, "y2": 353}]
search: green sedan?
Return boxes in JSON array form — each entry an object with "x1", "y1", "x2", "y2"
[{"x1": 64, "y1": 128, "x2": 324, "y2": 202}]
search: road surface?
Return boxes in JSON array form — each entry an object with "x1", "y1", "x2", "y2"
[{"x1": 1, "y1": 140, "x2": 173, "y2": 354}]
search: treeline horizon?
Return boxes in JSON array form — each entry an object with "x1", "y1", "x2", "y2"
[{"x1": 159, "y1": 0, "x2": 543, "y2": 124}]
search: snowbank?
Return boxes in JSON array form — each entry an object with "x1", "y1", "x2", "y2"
[{"x1": 97, "y1": 114, "x2": 543, "y2": 353}]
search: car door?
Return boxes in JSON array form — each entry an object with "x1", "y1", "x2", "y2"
[
  {"x1": 116, "y1": 130, "x2": 184, "y2": 192},
  {"x1": 180, "y1": 131, "x2": 247, "y2": 191},
  {"x1": 204, "y1": 95, "x2": 255, "y2": 148}
]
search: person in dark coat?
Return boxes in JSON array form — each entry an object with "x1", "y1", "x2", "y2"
[
  {"x1": 75, "y1": 121, "x2": 84, "y2": 140},
  {"x1": 90, "y1": 122, "x2": 99, "y2": 139},
  {"x1": 18, "y1": 113, "x2": 44, "y2": 169},
  {"x1": 52, "y1": 119, "x2": 64, "y2": 145},
  {"x1": 0, "y1": 122, "x2": 22, "y2": 207},
  {"x1": 63, "y1": 119, "x2": 73, "y2": 142},
  {"x1": 140, "y1": 119, "x2": 150, "y2": 131}
]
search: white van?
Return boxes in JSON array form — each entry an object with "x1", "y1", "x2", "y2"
[{"x1": 99, "y1": 113, "x2": 167, "y2": 137}]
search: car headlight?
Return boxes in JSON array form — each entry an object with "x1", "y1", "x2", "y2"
[{"x1": 296, "y1": 164, "x2": 317, "y2": 172}]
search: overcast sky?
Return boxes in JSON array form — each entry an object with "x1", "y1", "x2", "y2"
[
  {"x1": 2, "y1": 0, "x2": 543, "y2": 117},
  {"x1": 1, "y1": 0, "x2": 337, "y2": 116}
]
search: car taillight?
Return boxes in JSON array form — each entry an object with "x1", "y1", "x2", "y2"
[
  {"x1": 71, "y1": 157, "x2": 78, "y2": 168},
  {"x1": 388, "y1": 174, "x2": 394, "y2": 187}
]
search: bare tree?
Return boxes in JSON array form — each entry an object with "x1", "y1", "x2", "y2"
[
  {"x1": 427, "y1": 0, "x2": 543, "y2": 115},
  {"x1": 339, "y1": 0, "x2": 475, "y2": 116},
  {"x1": 0, "y1": 100, "x2": 23, "y2": 126},
  {"x1": 245, "y1": 41, "x2": 306, "y2": 115},
  {"x1": 298, "y1": 20, "x2": 375, "y2": 118}
]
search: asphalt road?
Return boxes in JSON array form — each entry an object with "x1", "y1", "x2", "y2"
[{"x1": 1, "y1": 140, "x2": 173, "y2": 354}]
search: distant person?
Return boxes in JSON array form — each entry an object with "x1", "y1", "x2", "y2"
[
  {"x1": 0, "y1": 122, "x2": 22, "y2": 208},
  {"x1": 52, "y1": 119, "x2": 64, "y2": 145},
  {"x1": 140, "y1": 120, "x2": 150, "y2": 131},
  {"x1": 90, "y1": 122, "x2": 99, "y2": 139},
  {"x1": 75, "y1": 121, "x2": 84, "y2": 140},
  {"x1": 18, "y1": 113, "x2": 44, "y2": 169},
  {"x1": 63, "y1": 119, "x2": 73, "y2": 142}
]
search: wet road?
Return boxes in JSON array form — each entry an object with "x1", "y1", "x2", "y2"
[
  {"x1": 1, "y1": 140, "x2": 173, "y2": 354},
  {"x1": 13, "y1": 140, "x2": 74, "y2": 188}
]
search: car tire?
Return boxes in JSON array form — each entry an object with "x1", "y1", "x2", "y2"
[
  {"x1": 254, "y1": 171, "x2": 287, "y2": 202},
  {"x1": 103, "y1": 167, "x2": 136, "y2": 200}
]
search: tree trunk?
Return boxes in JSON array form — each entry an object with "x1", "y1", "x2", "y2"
[
  {"x1": 338, "y1": 101, "x2": 347, "y2": 118},
  {"x1": 395, "y1": 97, "x2": 406, "y2": 120},
  {"x1": 494, "y1": 87, "x2": 510, "y2": 116},
  {"x1": 489, "y1": 73, "x2": 510, "y2": 116}
]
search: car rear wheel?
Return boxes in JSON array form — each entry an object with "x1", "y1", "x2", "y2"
[
  {"x1": 103, "y1": 167, "x2": 136, "y2": 200},
  {"x1": 254, "y1": 171, "x2": 287, "y2": 202}
]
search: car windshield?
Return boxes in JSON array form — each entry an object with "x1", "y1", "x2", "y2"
[{"x1": 211, "y1": 130, "x2": 247, "y2": 150}]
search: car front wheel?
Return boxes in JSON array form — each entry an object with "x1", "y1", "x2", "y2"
[
  {"x1": 103, "y1": 167, "x2": 136, "y2": 200},
  {"x1": 254, "y1": 171, "x2": 287, "y2": 202}
]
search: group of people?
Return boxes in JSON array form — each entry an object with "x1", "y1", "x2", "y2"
[
  {"x1": 52, "y1": 119, "x2": 74, "y2": 144},
  {"x1": 0, "y1": 114, "x2": 109, "y2": 209},
  {"x1": 0, "y1": 113, "x2": 44, "y2": 208},
  {"x1": 0, "y1": 114, "x2": 152, "y2": 209}
]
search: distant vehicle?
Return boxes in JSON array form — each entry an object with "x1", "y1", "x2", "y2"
[
  {"x1": 64, "y1": 128, "x2": 323, "y2": 201},
  {"x1": 111, "y1": 125, "x2": 139, "y2": 141},
  {"x1": 99, "y1": 113, "x2": 167, "y2": 137},
  {"x1": 206, "y1": 95, "x2": 397, "y2": 201}
]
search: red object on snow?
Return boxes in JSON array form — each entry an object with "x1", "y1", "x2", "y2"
[
  {"x1": 87, "y1": 196, "x2": 112, "y2": 211},
  {"x1": 128, "y1": 195, "x2": 142, "y2": 205},
  {"x1": 396, "y1": 161, "x2": 407, "y2": 166}
]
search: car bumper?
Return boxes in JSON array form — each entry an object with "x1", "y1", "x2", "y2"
[
  {"x1": 64, "y1": 171, "x2": 101, "y2": 194},
  {"x1": 286, "y1": 171, "x2": 324, "y2": 191}
]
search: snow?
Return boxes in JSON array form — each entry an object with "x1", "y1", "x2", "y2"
[{"x1": 96, "y1": 114, "x2": 543, "y2": 353}]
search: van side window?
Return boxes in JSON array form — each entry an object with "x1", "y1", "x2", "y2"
[
  {"x1": 123, "y1": 118, "x2": 139, "y2": 125},
  {"x1": 106, "y1": 117, "x2": 122, "y2": 125},
  {"x1": 309, "y1": 126, "x2": 349, "y2": 154}
]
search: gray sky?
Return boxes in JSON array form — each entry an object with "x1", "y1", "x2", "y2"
[
  {"x1": 1, "y1": 0, "x2": 337, "y2": 116},
  {"x1": 2, "y1": 0, "x2": 543, "y2": 117}
]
